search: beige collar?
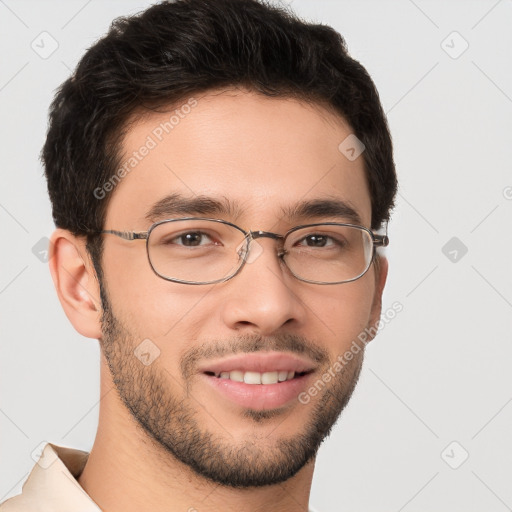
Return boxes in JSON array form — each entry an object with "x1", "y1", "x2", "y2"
[{"x1": 1, "y1": 442, "x2": 100, "y2": 511}]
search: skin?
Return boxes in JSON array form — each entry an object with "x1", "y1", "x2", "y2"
[{"x1": 49, "y1": 88, "x2": 388, "y2": 512}]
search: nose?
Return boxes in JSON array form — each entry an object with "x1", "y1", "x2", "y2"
[{"x1": 219, "y1": 235, "x2": 306, "y2": 335}]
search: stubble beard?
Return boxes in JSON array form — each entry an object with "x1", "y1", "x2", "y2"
[{"x1": 98, "y1": 284, "x2": 365, "y2": 488}]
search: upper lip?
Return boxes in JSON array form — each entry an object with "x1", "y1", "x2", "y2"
[{"x1": 198, "y1": 352, "x2": 317, "y2": 375}]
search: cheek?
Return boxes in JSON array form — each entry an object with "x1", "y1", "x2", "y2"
[
  {"x1": 102, "y1": 248, "x2": 216, "y2": 377},
  {"x1": 102, "y1": 244, "x2": 195, "y2": 340},
  {"x1": 311, "y1": 273, "x2": 376, "y2": 353}
]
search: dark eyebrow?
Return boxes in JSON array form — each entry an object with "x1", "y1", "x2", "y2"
[
  {"x1": 281, "y1": 197, "x2": 362, "y2": 226},
  {"x1": 145, "y1": 193, "x2": 363, "y2": 226},
  {"x1": 145, "y1": 193, "x2": 243, "y2": 223}
]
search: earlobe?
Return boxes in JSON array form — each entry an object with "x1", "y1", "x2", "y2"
[{"x1": 49, "y1": 229, "x2": 103, "y2": 339}]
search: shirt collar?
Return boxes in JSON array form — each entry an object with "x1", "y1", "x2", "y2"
[{"x1": 3, "y1": 442, "x2": 101, "y2": 511}]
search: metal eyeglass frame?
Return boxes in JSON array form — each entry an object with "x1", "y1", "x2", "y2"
[{"x1": 100, "y1": 217, "x2": 389, "y2": 285}]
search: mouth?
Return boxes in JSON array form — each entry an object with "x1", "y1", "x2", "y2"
[
  {"x1": 203, "y1": 369, "x2": 312, "y2": 384},
  {"x1": 198, "y1": 352, "x2": 317, "y2": 411}
]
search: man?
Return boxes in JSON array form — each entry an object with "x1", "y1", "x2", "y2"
[{"x1": 0, "y1": 0, "x2": 397, "y2": 510}]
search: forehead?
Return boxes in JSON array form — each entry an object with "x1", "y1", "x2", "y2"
[{"x1": 105, "y1": 89, "x2": 372, "y2": 229}]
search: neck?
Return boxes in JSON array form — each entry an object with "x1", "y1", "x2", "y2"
[{"x1": 77, "y1": 364, "x2": 315, "y2": 512}]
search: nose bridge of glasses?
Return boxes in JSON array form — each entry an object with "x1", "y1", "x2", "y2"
[
  {"x1": 239, "y1": 230, "x2": 285, "y2": 261},
  {"x1": 249, "y1": 230, "x2": 284, "y2": 242}
]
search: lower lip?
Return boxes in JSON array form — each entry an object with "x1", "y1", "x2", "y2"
[{"x1": 200, "y1": 373, "x2": 313, "y2": 411}]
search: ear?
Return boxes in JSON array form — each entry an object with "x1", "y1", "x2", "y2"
[
  {"x1": 367, "y1": 255, "x2": 388, "y2": 342},
  {"x1": 48, "y1": 229, "x2": 103, "y2": 339}
]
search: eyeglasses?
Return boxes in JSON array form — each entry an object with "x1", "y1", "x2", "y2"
[{"x1": 100, "y1": 217, "x2": 389, "y2": 285}]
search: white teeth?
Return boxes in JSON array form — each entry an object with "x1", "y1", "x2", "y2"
[
  {"x1": 244, "y1": 371, "x2": 261, "y2": 384},
  {"x1": 261, "y1": 371, "x2": 279, "y2": 384},
  {"x1": 229, "y1": 370, "x2": 244, "y2": 382},
  {"x1": 216, "y1": 370, "x2": 299, "y2": 384}
]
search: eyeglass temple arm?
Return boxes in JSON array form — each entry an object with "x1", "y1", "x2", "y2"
[
  {"x1": 373, "y1": 234, "x2": 389, "y2": 247},
  {"x1": 101, "y1": 229, "x2": 148, "y2": 241}
]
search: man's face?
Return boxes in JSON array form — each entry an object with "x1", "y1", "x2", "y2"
[{"x1": 97, "y1": 89, "x2": 383, "y2": 487}]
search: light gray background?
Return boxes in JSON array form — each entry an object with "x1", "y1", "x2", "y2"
[{"x1": 1, "y1": 0, "x2": 511, "y2": 510}]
